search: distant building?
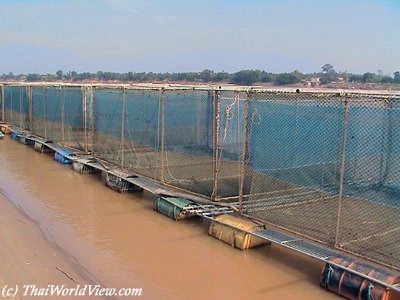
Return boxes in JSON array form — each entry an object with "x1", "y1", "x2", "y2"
[{"x1": 304, "y1": 77, "x2": 320, "y2": 87}]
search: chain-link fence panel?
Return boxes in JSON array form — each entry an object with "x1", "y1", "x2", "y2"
[
  {"x1": 2, "y1": 86, "x2": 30, "y2": 130},
  {"x1": 32, "y1": 86, "x2": 46, "y2": 138},
  {"x1": 7, "y1": 86, "x2": 30, "y2": 129},
  {"x1": 42, "y1": 86, "x2": 62, "y2": 142},
  {"x1": 242, "y1": 92, "x2": 345, "y2": 244},
  {"x1": 214, "y1": 91, "x2": 247, "y2": 200},
  {"x1": 20, "y1": 86, "x2": 30, "y2": 130},
  {"x1": 3, "y1": 86, "x2": 23, "y2": 127},
  {"x1": 122, "y1": 89, "x2": 161, "y2": 180},
  {"x1": 337, "y1": 96, "x2": 400, "y2": 270},
  {"x1": 0, "y1": 85, "x2": 3, "y2": 122},
  {"x1": 63, "y1": 87, "x2": 86, "y2": 150},
  {"x1": 162, "y1": 90, "x2": 214, "y2": 197},
  {"x1": 92, "y1": 88, "x2": 123, "y2": 165}
]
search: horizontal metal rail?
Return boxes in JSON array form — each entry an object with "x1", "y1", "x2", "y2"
[{"x1": 1, "y1": 81, "x2": 400, "y2": 98}]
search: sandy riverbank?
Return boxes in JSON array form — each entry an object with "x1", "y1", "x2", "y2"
[{"x1": 0, "y1": 191, "x2": 102, "y2": 299}]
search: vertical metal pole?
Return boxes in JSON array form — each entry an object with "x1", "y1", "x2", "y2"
[
  {"x1": 239, "y1": 91, "x2": 250, "y2": 213},
  {"x1": 334, "y1": 98, "x2": 350, "y2": 247},
  {"x1": 82, "y1": 86, "x2": 88, "y2": 153},
  {"x1": 121, "y1": 87, "x2": 126, "y2": 169},
  {"x1": 160, "y1": 89, "x2": 165, "y2": 183},
  {"x1": 43, "y1": 86, "x2": 47, "y2": 140},
  {"x1": 61, "y1": 86, "x2": 65, "y2": 141},
  {"x1": 212, "y1": 90, "x2": 221, "y2": 201},
  {"x1": 1, "y1": 84, "x2": 5, "y2": 121}
]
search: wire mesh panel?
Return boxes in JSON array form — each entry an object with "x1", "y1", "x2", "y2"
[
  {"x1": 1, "y1": 86, "x2": 29, "y2": 130},
  {"x1": 92, "y1": 88, "x2": 123, "y2": 165},
  {"x1": 123, "y1": 89, "x2": 161, "y2": 179},
  {"x1": 42, "y1": 86, "x2": 63, "y2": 142},
  {"x1": 20, "y1": 86, "x2": 30, "y2": 130},
  {"x1": 63, "y1": 87, "x2": 86, "y2": 150},
  {"x1": 337, "y1": 96, "x2": 400, "y2": 270},
  {"x1": 0, "y1": 85, "x2": 3, "y2": 122},
  {"x1": 162, "y1": 90, "x2": 215, "y2": 196},
  {"x1": 4, "y1": 86, "x2": 17, "y2": 126},
  {"x1": 32, "y1": 86, "x2": 46, "y2": 138},
  {"x1": 215, "y1": 90, "x2": 247, "y2": 200},
  {"x1": 242, "y1": 92, "x2": 345, "y2": 244},
  {"x1": 6, "y1": 86, "x2": 29, "y2": 129}
]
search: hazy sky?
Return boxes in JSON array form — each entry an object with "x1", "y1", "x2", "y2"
[{"x1": 0, "y1": 0, "x2": 399, "y2": 74}]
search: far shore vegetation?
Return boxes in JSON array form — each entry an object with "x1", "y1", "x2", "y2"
[{"x1": 2, "y1": 64, "x2": 400, "y2": 87}]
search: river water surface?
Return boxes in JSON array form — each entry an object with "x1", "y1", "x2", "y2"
[{"x1": 0, "y1": 137, "x2": 338, "y2": 299}]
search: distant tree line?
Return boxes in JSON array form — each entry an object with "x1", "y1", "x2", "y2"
[{"x1": 1, "y1": 65, "x2": 400, "y2": 86}]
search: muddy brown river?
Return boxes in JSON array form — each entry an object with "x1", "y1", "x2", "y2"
[{"x1": 0, "y1": 137, "x2": 338, "y2": 299}]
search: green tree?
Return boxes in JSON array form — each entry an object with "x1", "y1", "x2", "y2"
[
  {"x1": 320, "y1": 64, "x2": 337, "y2": 83},
  {"x1": 26, "y1": 73, "x2": 42, "y2": 81},
  {"x1": 214, "y1": 71, "x2": 230, "y2": 82},
  {"x1": 349, "y1": 74, "x2": 363, "y2": 82},
  {"x1": 394, "y1": 71, "x2": 400, "y2": 84},
  {"x1": 56, "y1": 70, "x2": 63, "y2": 80},
  {"x1": 362, "y1": 72, "x2": 378, "y2": 83},
  {"x1": 276, "y1": 72, "x2": 301, "y2": 85},
  {"x1": 260, "y1": 72, "x2": 275, "y2": 82},
  {"x1": 321, "y1": 64, "x2": 334, "y2": 74},
  {"x1": 381, "y1": 76, "x2": 394, "y2": 84},
  {"x1": 199, "y1": 69, "x2": 214, "y2": 82},
  {"x1": 232, "y1": 70, "x2": 261, "y2": 85},
  {"x1": 3, "y1": 72, "x2": 15, "y2": 80}
]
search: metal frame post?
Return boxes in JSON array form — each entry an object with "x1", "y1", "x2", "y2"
[
  {"x1": 120, "y1": 87, "x2": 126, "y2": 168},
  {"x1": 160, "y1": 89, "x2": 165, "y2": 183},
  {"x1": 212, "y1": 90, "x2": 221, "y2": 201},
  {"x1": 334, "y1": 97, "x2": 350, "y2": 247},
  {"x1": 239, "y1": 91, "x2": 250, "y2": 213}
]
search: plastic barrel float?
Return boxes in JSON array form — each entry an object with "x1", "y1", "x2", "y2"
[
  {"x1": 54, "y1": 149, "x2": 76, "y2": 164},
  {"x1": 384, "y1": 181, "x2": 400, "y2": 195},
  {"x1": 153, "y1": 196, "x2": 198, "y2": 221},
  {"x1": 19, "y1": 136, "x2": 35, "y2": 145},
  {"x1": 320, "y1": 257, "x2": 400, "y2": 300},
  {"x1": 72, "y1": 160, "x2": 101, "y2": 174},
  {"x1": 10, "y1": 131, "x2": 20, "y2": 140},
  {"x1": 34, "y1": 141, "x2": 54, "y2": 153},
  {"x1": 104, "y1": 172, "x2": 142, "y2": 193},
  {"x1": 208, "y1": 214, "x2": 270, "y2": 250},
  {"x1": 0, "y1": 125, "x2": 11, "y2": 134}
]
